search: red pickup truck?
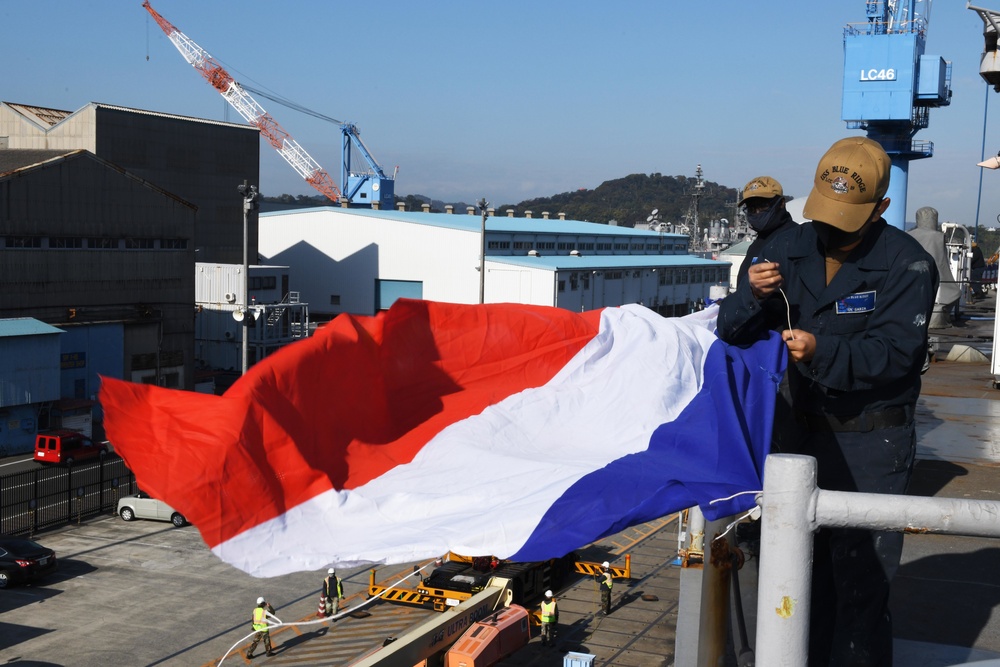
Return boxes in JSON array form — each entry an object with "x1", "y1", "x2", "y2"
[{"x1": 33, "y1": 430, "x2": 109, "y2": 466}]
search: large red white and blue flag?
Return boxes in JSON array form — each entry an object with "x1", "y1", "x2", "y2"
[{"x1": 100, "y1": 300, "x2": 785, "y2": 578}]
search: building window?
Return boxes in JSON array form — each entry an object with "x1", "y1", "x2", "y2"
[
  {"x1": 6, "y1": 236, "x2": 42, "y2": 248},
  {"x1": 558, "y1": 280, "x2": 566, "y2": 292},
  {"x1": 487, "y1": 240, "x2": 511, "y2": 250},
  {"x1": 583, "y1": 276, "x2": 590, "y2": 289},
  {"x1": 513, "y1": 241, "x2": 527, "y2": 250},
  {"x1": 249, "y1": 276, "x2": 277, "y2": 291},
  {"x1": 51, "y1": 237, "x2": 83, "y2": 249},
  {"x1": 330, "y1": 295, "x2": 341, "y2": 306},
  {"x1": 614, "y1": 243, "x2": 628, "y2": 251},
  {"x1": 161, "y1": 238, "x2": 188, "y2": 249},
  {"x1": 88, "y1": 237, "x2": 118, "y2": 249},
  {"x1": 606, "y1": 271, "x2": 623, "y2": 280},
  {"x1": 125, "y1": 238, "x2": 155, "y2": 249}
]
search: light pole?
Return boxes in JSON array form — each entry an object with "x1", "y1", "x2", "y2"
[
  {"x1": 478, "y1": 197, "x2": 489, "y2": 304},
  {"x1": 237, "y1": 181, "x2": 259, "y2": 375}
]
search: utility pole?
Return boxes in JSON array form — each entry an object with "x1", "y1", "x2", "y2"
[
  {"x1": 478, "y1": 198, "x2": 489, "y2": 304},
  {"x1": 238, "y1": 181, "x2": 259, "y2": 374}
]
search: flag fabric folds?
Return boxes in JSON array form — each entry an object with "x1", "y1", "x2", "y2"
[{"x1": 100, "y1": 300, "x2": 785, "y2": 577}]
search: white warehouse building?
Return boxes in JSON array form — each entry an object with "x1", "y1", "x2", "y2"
[{"x1": 259, "y1": 207, "x2": 732, "y2": 319}]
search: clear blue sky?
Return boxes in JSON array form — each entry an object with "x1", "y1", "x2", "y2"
[{"x1": 6, "y1": 1, "x2": 1000, "y2": 230}]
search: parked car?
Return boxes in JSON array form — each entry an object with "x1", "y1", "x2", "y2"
[
  {"x1": 117, "y1": 492, "x2": 187, "y2": 527},
  {"x1": 0, "y1": 537, "x2": 58, "y2": 588},
  {"x1": 33, "y1": 430, "x2": 109, "y2": 466}
]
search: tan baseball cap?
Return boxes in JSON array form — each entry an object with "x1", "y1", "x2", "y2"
[
  {"x1": 738, "y1": 176, "x2": 785, "y2": 205},
  {"x1": 802, "y1": 136, "x2": 890, "y2": 232}
]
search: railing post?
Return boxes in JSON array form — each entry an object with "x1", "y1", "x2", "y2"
[
  {"x1": 675, "y1": 507, "x2": 738, "y2": 666},
  {"x1": 755, "y1": 454, "x2": 818, "y2": 667}
]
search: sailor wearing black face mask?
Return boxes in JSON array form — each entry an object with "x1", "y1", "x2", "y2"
[
  {"x1": 718, "y1": 137, "x2": 937, "y2": 667},
  {"x1": 736, "y1": 176, "x2": 797, "y2": 283}
]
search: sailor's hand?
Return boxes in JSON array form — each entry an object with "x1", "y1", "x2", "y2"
[
  {"x1": 782, "y1": 329, "x2": 816, "y2": 362},
  {"x1": 749, "y1": 262, "x2": 783, "y2": 300}
]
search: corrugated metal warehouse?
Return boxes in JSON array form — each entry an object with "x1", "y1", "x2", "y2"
[
  {"x1": 0, "y1": 101, "x2": 260, "y2": 264},
  {"x1": 0, "y1": 101, "x2": 262, "y2": 449},
  {"x1": 259, "y1": 207, "x2": 731, "y2": 320}
]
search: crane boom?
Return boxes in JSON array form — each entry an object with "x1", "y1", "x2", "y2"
[{"x1": 142, "y1": 1, "x2": 341, "y2": 202}]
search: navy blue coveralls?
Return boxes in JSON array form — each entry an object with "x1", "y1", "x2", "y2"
[{"x1": 718, "y1": 218, "x2": 937, "y2": 667}]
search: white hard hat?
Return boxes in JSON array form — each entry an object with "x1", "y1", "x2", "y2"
[
  {"x1": 328, "y1": 568, "x2": 335, "y2": 574},
  {"x1": 256, "y1": 596, "x2": 265, "y2": 605},
  {"x1": 602, "y1": 561, "x2": 610, "y2": 568},
  {"x1": 545, "y1": 590, "x2": 553, "y2": 598}
]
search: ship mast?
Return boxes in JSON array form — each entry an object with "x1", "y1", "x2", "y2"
[{"x1": 686, "y1": 164, "x2": 704, "y2": 251}]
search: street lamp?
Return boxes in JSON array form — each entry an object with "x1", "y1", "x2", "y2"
[
  {"x1": 237, "y1": 181, "x2": 259, "y2": 375},
  {"x1": 478, "y1": 197, "x2": 489, "y2": 304}
]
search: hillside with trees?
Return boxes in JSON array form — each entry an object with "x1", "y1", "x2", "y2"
[{"x1": 261, "y1": 172, "x2": 739, "y2": 228}]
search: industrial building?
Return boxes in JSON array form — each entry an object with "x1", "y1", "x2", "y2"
[
  {"x1": 259, "y1": 206, "x2": 732, "y2": 319},
  {"x1": 194, "y1": 263, "x2": 309, "y2": 383},
  {"x1": 0, "y1": 101, "x2": 262, "y2": 451},
  {"x1": 1, "y1": 101, "x2": 260, "y2": 263}
]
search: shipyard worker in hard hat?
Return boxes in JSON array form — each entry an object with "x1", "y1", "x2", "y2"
[
  {"x1": 322, "y1": 568, "x2": 344, "y2": 618},
  {"x1": 736, "y1": 175, "x2": 798, "y2": 283},
  {"x1": 595, "y1": 562, "x2": 613, "y2": 615},
  {"x1": 539, "y1": 590, "x2": 558, "y2": 645},
  {"x1": 717, "y1": 136, "x2": 937, "y2": 667},
  {"x1": 247, "y1": 596, "x2": 277, "y2": 659},
  {"x1": 908, "y1": 206, "x2": 959, "y2": 327}
]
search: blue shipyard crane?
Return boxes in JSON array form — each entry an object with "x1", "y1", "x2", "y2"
[
  {"x1": 237, "y1": 83, "x2": 396, "y2": 209},
  {"x1": 841, "y1": 0, "x2": 952, "y2": 229}
]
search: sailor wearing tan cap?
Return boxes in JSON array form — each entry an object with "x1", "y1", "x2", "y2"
[
  {"x1": 718, "y1": 136, "x2": 938, "y2": 667},
  {"x1": 736, "y1": 175, "x2": 797, "y2": 283}
]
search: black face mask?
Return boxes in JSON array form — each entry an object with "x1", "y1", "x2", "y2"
[
  {"x1": 814, "y1": 222, "x2": 865, "y2": 250},
  {"x1": 746, "y1": 197, "x2": 787, "y2": 235}
]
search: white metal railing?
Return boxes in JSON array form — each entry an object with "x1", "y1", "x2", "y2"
[{"x1": 755, "y1": 454, "x2": 1000, "y2": 666}]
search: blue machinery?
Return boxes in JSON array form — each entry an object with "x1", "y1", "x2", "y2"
[{"x1": 841, "y1": 0, "x2": 952, "y2": 229}]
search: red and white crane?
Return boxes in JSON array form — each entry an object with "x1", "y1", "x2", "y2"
[{"x1": 142, "y1": 0, "x2": 341, "y2": 203}]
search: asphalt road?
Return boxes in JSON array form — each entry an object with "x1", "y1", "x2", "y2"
[{"x1": 0, "y1": 513, "x2": 375, "y2": 666}]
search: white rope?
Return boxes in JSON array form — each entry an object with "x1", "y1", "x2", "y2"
[
  {"x1": 708, "y1": 489, "x2": 762, "y2": 505},
  {"x1": 706, "y1": 490, "x2": 764, "y2": 542},
  {"x1": 712, "y1": 506, "x2": 761, "y2": 543},
  {"x1": 218, "y1": 560, "x2": 437, "y2": 665}
]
